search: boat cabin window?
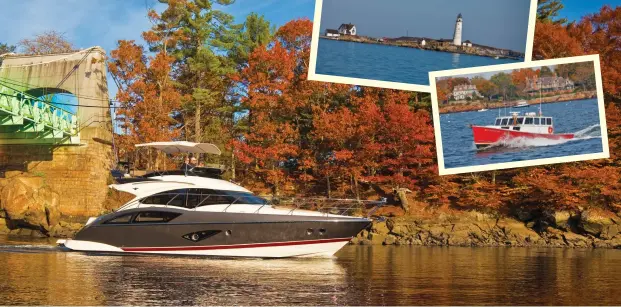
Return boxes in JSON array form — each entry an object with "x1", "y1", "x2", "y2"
[
  {"x1": 104, "y1": 214, "x2": 134, "y2": 224},
  {"x1": 525, "y1": 117, "x2": 534, "y2": 125},
  {"x1": 546, "y1": 118, "x2": 552, "y2": 125},
  {"x1": 186, "y1": 188, "x2": 267, "y2": 208},
  {"x1": 534, "y1": 118, "x2": 540, "y2": 125},
  {"x1": 500, "y1": 118, "x2": 509, "y2": 126},
  {"x1": 495, "y1": 118, "x2": 501, "y2": 126},
  {"x1": 517, "y1": 117, "x2": 524, "y2": 125},
  {"x1": 133, "y1": 211, "x2": 181, "y2": 223},
  {"x1": 142, "y1": 189, "x2": 187, "y2": 207}
]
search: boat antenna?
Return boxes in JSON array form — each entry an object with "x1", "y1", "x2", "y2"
[{"x1": 539, "y1": 87, "x2": 543, "y2": 116}]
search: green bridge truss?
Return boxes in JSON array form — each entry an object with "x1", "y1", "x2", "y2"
[{"x1": 0, "y1": 79, "x2": 79, "y2": 145}]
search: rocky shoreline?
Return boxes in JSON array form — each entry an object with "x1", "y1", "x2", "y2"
[
  {"x1": 353, "y1": 209, "x2": 621, "y2": 249},
  {"x1": 319, "y1": 36, "x2": 523, "y2": 61},
  {"x1": 438, "y1": 91, "x2": 597, "y2": 114}
]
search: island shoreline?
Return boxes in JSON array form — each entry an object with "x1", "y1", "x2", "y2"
[{"x1": 319, "y1": 36, "x2": 524, "y2": 61}]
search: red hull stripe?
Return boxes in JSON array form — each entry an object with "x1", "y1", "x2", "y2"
[
  {"x1": 471, "y1": 125, "x2": 573, "y2": 145},
  {"x1": 121, "y1": 237, "x2": 352, "y2": 252}
]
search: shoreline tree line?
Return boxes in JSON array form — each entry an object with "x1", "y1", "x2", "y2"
[{"x1": 0, "y1": 0, "x2": 619, "y2": 216}]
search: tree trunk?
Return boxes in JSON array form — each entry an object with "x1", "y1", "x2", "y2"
[
  {"x1": 195, "y1": 101, "x2": 201, "y2": 142},
  {"x1": 231, "y1": 151, "x2": 236, "y2": 181},
  {"x1": 326, "y1": 174, "x2": 331, "y2": 199},
  {"x1": 354, "y1": 177, "x2": 360, "y2": 200},
  {"x1": 492, "y1": 170, "x2": 496, "y2": 184},
  {"x1": 395, "y1": 188, "x2": 410, "y2": 213}
]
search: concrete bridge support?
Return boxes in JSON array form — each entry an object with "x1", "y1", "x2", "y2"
[{"x1": 0, "y1": 47, "x2": 118, "y2": 236}]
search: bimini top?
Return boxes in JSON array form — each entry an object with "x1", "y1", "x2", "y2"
[{"x1": 136, "y1": 141, "x2": 221, "y2": 155}]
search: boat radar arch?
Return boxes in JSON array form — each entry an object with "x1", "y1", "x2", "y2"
[{"x1": 136, "y1": 141, "x2": 222, "y2": 155}]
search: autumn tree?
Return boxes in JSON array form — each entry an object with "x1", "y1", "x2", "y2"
[
  {"x1": 471, "y1": 76, "x2": 498, "y2": 100},
  {"x1": 490, "y1": 73, "x2": 513, "y2": 101},
  {"x1": 567, "y1": 5, "x2": 620, "y2": 102},
  {"x1": 18, "y1": 30, "x2": 75, "y2": 54},
  {"x1": 511, "y1": 68, "x2": 538, "y2": 96},
  {"x1": 233, "y1": 19, "x2": 314, "y2": 195},
  {"x1": 108, "y1": 39, "x2": 182, "y2": 170},
  {"x1": 555, "y1": 62, "x2": 596, "y2": 91}
]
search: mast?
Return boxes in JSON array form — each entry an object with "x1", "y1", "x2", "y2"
[{"x1": 539, "y1": 86, "x2": 543, "y2": 116}]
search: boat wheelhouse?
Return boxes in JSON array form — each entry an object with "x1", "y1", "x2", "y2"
[{"x1": 471, "y1": 112, "x2": 574, "y2": 149}]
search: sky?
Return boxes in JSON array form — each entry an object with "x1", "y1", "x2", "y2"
[
  {"x1": 319, "y1": 0, "x2": 532, "y2": 52},
  {"x1": 560, "y1": 0, "x2": 616, "y2": 21},
  {"x1": 0, "y1": 0, "x2": 315, "y2": 57}
]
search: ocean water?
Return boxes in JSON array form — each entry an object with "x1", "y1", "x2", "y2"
[
  {"x1": 440, "y1": 99, "x2": 604, "y2": 169},
  {"x1": 1, "y1": 235, "x2": 621, "y2": 305},
  {"x1": 315, "y1": 38, "x2": 519, "y2": 85}
]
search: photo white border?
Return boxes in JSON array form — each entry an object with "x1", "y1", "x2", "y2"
[
  {"x1": 308, "y1": 0, "x2": 538, "y2": 93},
  {"x1": 429, "y1": 54, "x2": 610, "y2": 175}
]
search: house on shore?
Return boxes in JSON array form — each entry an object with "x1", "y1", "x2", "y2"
[
  {"x1": 338, "y1": 23, "x2": 356, "y2": 35},
  {"x1": 463, "y1": 40, "x2": 473, "y2": 47},
  {"x1": 525, "y1": 77, "x2": 575, "y2": 95},
  {"x1": 452, "y1": 84, "x2": 482, "y2": 100},
  {"x1": 325, "y1": 29, "x2": 340, "y2": 38}
]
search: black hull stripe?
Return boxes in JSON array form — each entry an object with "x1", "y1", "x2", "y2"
[{"x1": 121, "y1": 237, "x2": 352, "y2": 252}]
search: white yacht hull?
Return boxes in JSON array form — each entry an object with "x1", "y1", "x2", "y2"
[{"x1": 59, "y1": 237, "x2": 351, "y2": 258}]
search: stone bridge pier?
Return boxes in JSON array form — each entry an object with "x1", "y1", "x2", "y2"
[{"x1": 0, "y1": 47, "x2": 120, "y2": 236}]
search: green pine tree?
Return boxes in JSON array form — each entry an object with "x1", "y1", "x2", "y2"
[{"x1": 537, "y1": 0, "x2": 568, "y2": 24}]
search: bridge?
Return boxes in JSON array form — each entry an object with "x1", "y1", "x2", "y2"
[
  {"x1": 0, "y1": 47, "x2": 111, "y2": 145},
  {"x1": 0, "y1": 47, "x2": 115, "y2": 235}
]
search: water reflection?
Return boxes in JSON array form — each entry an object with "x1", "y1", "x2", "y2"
[
  {"x1": 452, "y1": 53, "x2": 460, "y2": 68},
  {"x1": 1, "y1": 235, "x2": 621, "y2": 305}
]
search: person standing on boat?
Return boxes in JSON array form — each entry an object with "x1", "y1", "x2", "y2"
[{"x1": 180, "y1": 156, "x2": 193, "y2": 171}]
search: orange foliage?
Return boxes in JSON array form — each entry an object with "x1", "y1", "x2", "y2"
[{"x1": 109, "y1": 39, "x2": 183, "y2": 170}]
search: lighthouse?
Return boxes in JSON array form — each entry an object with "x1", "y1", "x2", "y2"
[{"x1": 453, "y1": 13, "x2": 463, "y2": 46}]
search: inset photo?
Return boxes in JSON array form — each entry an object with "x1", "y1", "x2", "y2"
[
  {"x1": 309, "y1": 0, "x2": 537, "y2": 91},
  {"x1": 430, "y1": 55, "x2": 609, "y2": 175}
]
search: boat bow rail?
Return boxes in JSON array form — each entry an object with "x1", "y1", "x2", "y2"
[{"x1": 265, "y1": 196, "x2": 387, "y2": 218}]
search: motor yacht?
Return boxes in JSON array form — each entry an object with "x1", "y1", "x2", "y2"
[{"x1": 57, "y1": 142, "x2": 379, "y2": 258}]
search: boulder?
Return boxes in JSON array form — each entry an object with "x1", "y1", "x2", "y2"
[
  {"x1": 0, "y1": 175, "x2": 61, "y2": 233},
  {"x1": 552, "y1": 211, "x2": 572, "y2": 231},
  {"x1": 600, "y1": 225, "x2": 619, "y2": 240},
  {"x1": 0, "y1": 218, "x2": 9, "y2": 234},
  {"x1": 367, "y1": 232, "x2": 387, "y2": 245},
  {"x1": 383, "y1": 234, "x2": 397, "y2": 245},
  {"x1": 390, "y1": 224, "x2": 410, "y2": 237},
  {"x1": 580, "y1": 209, "x2": 618, "y2": 236},
  {"x1": 371, "y1": 220, "x2": 390, "y2": 236},
  {"x1": 562, "y1": 232, "x2": 590, "y2": 248}
]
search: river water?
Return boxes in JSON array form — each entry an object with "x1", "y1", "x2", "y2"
[
  {"x1": 1, "y1": 235, "x2": 621, "y2": 305},
  {"x1": 315, "y1": 38, "x2": 518, "y2": 85},
  {"x1": 440, "y1": 99, "x2": 604, "y2": 170}
]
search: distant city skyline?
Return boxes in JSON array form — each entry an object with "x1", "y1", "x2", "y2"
[{"x1": 319, "y1": 0, "x2": 532, "y2": 52}]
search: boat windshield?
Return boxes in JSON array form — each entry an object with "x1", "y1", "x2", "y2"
[{"x1": 140, "y1": 188, "x2": 268, "y2": 209}]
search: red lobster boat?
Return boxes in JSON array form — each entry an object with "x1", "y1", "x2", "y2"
[{"x1": 471, "y1": 111, "x2": 574, "y2": 149}]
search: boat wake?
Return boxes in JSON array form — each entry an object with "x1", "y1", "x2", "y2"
[
  {"x1": 0, "y1": 244, "x2": 58, "y2": 253},
  {"x1": 481, "y1": 124, "x2": 601, "y2": 151}
]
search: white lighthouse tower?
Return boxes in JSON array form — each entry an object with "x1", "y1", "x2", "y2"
[{"x1": 453, "y1": 13, "x2": 463, "y2": 46}]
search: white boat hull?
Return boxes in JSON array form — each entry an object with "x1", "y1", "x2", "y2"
[{"x1": 59, "y1": 238, "x2": 351, "y2": 258}]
